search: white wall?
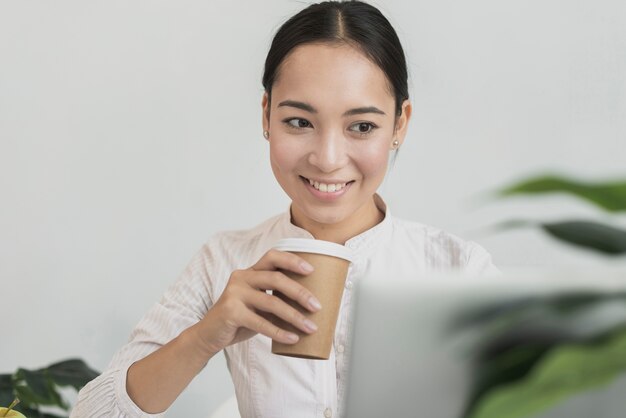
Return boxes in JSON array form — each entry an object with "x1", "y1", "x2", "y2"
[{"x1": 1, "y1": 0, "x2": 625, "y2": 416}]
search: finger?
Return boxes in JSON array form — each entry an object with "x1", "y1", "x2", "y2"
[
  {"x1": 251, "y1": 249, "x2": 314, "y2": 276},
  {"x1": 241, "y1": 309, "x2": 300, "y2": 345},
  {"x1": 245, "y1": 288, "x2": 318, "y2": 334},
  {"x1": 246, "y1": 270, "x2": 322, "y2": 313}
]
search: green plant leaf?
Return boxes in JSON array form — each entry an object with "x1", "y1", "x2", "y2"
[
  {"x1": 464, "y1": 343, "x2": 551, "y2": 416},
  {"x1": 1, "y1": 359, "x2": 99, "y2": 416},
  {"x1": 17, "y1": 405, "x2": 67, "y2": 418},
  {"x1": 541, "y1": 221, "x2": 626, "y2": 255},
  {"x1": 497, "y1": 175, "x2": 626, "y2": 212},
  {"x1": 0, "y1": 374, "x2": 15, "y2": 409},
  {"x1": 466, "y1": 327, "x2": 626, "y2": 418},
  {"x1": 45, "y1": 359, "x2": 99, "y2": 391},
  {"x1": 14, "y1": 368, "x2": 66, "y2": 409},
  {"x1": 456, "y1": 293, "x2": 626, "y2": 417},
  {"x1": 493, "y1": 219, "x2": 626, "y2": 255}
]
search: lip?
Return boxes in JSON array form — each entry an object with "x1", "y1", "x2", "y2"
[
  {"x1": 301, "y1": 176, "x2": 353, "y2": 185},
  {"x1": 300, "y1": 176, "x2": 354, "y2": 201}
]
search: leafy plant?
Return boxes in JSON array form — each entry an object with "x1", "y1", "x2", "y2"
[
  {"x1": 460, "y1": 173, "x2": 626, "y2": 417},
  {"x1": 498, "y1": 175, "x2": 626, "y2": 212},
  {"x1": 0, "y1": 359, "x2": 99, "y2": 418},
  {"x1": 492, "y1": 174, "x2": 626, "y2": 255},
  {"x1": 452, "y1": 291, "x2": 626, "y2": 418}
]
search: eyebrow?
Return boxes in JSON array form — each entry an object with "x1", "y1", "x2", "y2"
[{"x1": 277, "y1": 100, "x2": 386, "y2": 116}]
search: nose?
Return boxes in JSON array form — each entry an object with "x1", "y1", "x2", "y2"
[{"x1": 308, "y1": 129, "x2": 349, "y2": 173}]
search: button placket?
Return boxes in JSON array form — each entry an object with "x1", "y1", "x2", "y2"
[{"x1": 335, "y1": 264, "x2": 356, "y2": 356}]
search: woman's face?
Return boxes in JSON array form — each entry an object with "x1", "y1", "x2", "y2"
[{"x1": 262, "y1": 42, "x2": 411, "y2": 229}]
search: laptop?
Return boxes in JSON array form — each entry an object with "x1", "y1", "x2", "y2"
[{"x1": 343, "y1": 270, "x2": 626, "y2": 418}]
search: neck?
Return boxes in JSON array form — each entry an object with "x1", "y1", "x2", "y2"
[{"x1": 290, "y1": 197, "x2": 385, "y2": 245}]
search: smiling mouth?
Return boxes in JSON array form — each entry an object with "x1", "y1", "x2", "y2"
[{"x1": 300, "y1": 176, "x2": 355, "y2": 193}]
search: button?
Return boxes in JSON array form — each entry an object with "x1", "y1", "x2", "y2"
[
  {"x1": 324, "y1": 408, "x2": 332, "y2": 418},
  {"x1": 345, "y1": 281, "x2": 353, "y2": 290},
  {"x1": 337, "y1": 344, "x2": 345, "y2": 353}
]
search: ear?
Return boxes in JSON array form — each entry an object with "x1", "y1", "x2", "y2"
[
  {"x1": 392, "y1": 100, "x2": 412, "y2": 148},
  {"x1": 261, "y1": 91, "x2": 271, "y2": 133}
]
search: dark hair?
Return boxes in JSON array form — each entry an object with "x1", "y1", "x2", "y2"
[{"x1": 262, "y1": 0, "x2": 409, "y2": 118}]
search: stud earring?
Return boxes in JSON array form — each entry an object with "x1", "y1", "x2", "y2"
[
  {"x1": 263, "y1": 130, "x2": 270, "y2": 139},
  {"x1": 392, "y1": 139, "x2": 400, "y2": 149}
]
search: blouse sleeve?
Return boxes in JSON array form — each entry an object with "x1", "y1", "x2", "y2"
[
  {"x1": 70, "y1": 244, "x2": 216, "y2": 418},
  {"x1": 462, "y1": 241, "x2": 501, "y2": 276}
]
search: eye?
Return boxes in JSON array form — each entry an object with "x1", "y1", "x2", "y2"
[
  {"x1": 349, "y1": 122, "x2": 377, "y2": 136},
  {"x1": 283, "y1": 118, "x2": 312, "y2": 130}
]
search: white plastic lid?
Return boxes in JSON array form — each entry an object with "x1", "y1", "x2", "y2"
[{"x1": 272, "y1": 238, "x2": 355, "y2": 263}]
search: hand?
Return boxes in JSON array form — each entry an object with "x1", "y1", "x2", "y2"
[{"x1": 189, "y1": 249, "x2": 322, "y2": 356}]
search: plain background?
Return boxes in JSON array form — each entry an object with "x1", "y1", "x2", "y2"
[{"x1": 1, "y1": 0, "x2": 625, "y2": 416}]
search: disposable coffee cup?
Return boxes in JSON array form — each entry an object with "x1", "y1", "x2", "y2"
[{"x1": 271, "y1": 238, "x2": 354, "y2": 360}]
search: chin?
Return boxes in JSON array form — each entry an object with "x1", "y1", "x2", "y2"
[{"x1": 300, "y1": 205, "x2": 349, "y2": 226}]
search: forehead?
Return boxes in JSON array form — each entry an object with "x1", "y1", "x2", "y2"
[{"x1": 271, "y1": 43, "x2": 394, "y2": 110}]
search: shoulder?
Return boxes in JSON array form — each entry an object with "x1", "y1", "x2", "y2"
[
  {"x1": 388, "y1": 215, "x2": 499, "y2": 274},
  {"x1": 389, "y1": 216, "x2": 468, "y2": 253},
  {"x1": 201, "y1": 213, "x2": 285, "y2": 269},
  {"x1": 182, "y1": 214, "x2": 286, "y2": 302}
]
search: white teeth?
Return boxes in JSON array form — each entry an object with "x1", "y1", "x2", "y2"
[{"x1": 305, "y1": 178, "x2": 348, "y2": 193}]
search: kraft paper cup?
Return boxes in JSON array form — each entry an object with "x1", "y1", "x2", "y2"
[{"x1": 271, "y1": 238, "x2": 355, "y2": 360}]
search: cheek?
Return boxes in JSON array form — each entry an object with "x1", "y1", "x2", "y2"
[
  {"x1": 269, "y1": 138, "x2": 299, "y2": 174},
  {"x1": 354, "y1": 141, "x2": 390, "y2": 177}
]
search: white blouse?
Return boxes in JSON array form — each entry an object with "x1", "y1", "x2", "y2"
[{"x1": 71, "y1": 195, "x2": 498, "y2": 418}]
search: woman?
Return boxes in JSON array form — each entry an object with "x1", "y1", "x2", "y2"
[{"x1": 72, "y1": 1, "x2": 497, "y2": 417}]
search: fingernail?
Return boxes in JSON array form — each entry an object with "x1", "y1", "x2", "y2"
[
  {"x1": 286, "y1": 333, "x2": 299, "y2": 343},
  {"x1": 308, "y1": 296, "x2": 322, "y2": 311},
  {"x1": 300, "y1": 261, "x2": 314, "y2": 273},
  {"x1": 304, "y1": 319, "x2": 318, "y2": 332}
]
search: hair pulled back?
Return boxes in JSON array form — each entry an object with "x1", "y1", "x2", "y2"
[{"x1": 262, "y1": 0, "x2": 409, "y2": 117}]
